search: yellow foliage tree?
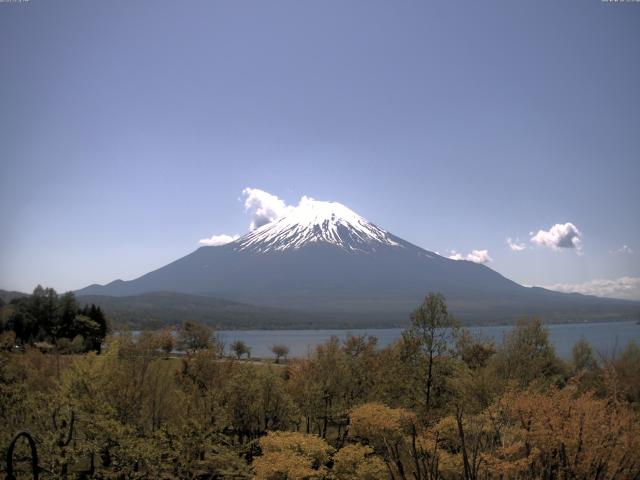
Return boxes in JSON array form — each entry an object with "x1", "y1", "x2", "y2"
[
  {"x1": 349, "y1": 402, "x2": 417, "y2": 479},
  {"x1": 332, "y1": 444, "x2": 387, "y2": 480},
  {"x1": 253, "y1": 431, "x2": 334, "y2": 479},
  {"x1": 483, "y1": 387, "x2": 640, "y2": 479}
]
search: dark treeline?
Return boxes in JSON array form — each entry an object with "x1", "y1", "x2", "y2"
[
  {"x1": 0, "y1": 285, "x2": 108, "y2": 353},
  {"x1": 1, "y1": 293, "x2": 639, "y2": 479}
]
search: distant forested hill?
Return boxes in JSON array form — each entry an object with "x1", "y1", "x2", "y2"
[
  {"x1": 0, "y1": 289, "x2": 28, "y2": 303},
  {"x1": 5, "y1": 287, "x2": 639, "y2": 331},
  {"x1": 75, "y1": 291, "x2": 395, "y2": 330}
]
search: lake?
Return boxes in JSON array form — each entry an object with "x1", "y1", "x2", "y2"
[{"x1": 217, "y1": 320, "x2": 640, "y2": 359}]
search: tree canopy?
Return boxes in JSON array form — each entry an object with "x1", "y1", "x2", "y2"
[
  {"x1": 0, "y1": 286, "x2": 108, "y2": 353},
  {"x1": 1, "y1": 293, "x2": 639, "y2": 479}
]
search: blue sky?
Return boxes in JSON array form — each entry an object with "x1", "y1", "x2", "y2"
[{"x1": 1, "y1": 0, "x2": 639, "y2": 299}]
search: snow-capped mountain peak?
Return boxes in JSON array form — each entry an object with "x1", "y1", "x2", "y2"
[{"x1": 233, "y1": 197, "x2": 400, "y2": 253}]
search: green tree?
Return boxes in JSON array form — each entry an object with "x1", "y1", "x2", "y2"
[
  {"x1": 178, "y1": 321, "x2": 212, "y2": 352},
  {"x1": 55, "y1": 292, "x2": 78, "y2": 340},
  {"x1": 4, "y1": 304, "x2": 38, "y2": 344},
  {"x1": 231, "y1": 339, "x2": 251, "y2": 359},
  {"x1": 456, "y1": 329, "x2": 496, "y2": 370},
  {"x1": 491, "y1": 317, "x2": 566, "y2": 388},
  {"x1": 81, "y1": 304, "x2": 108, "y2": 352},
  {"x1": 611, "y1": 340, "x2": 640, "y2": 404},
  {"x1": 72, "y1": 314, "x2": 101, "y2": 352},
  {"x1": 29, "y1": 285, "x2": 58, "y2": 337},
  {"x1": 1, "y1": 288, "x2": 107, "y2": 352},
  {"x1": 572, "y1": 337, "x2": 598, "y2": 373},
  {"x1": 403, "y1": 292, "x2": 459, "y2": 409},
  {"x1": 70, "y1": 334, "x2": 86, "y2": 353}
]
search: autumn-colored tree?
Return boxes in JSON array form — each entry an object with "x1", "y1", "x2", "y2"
[
  {"x1": 349, "y1": 402, "x2": 417, "y2": 478},
  {"x1": 157, "y1": 327, "x2": 176, "y2": 356},
  {"x1": 253, "y1": 431, "x2": 334, "y2": 479},
  {"x1": 332, "y1": 444, "x2": 387, "y2": 480},
  {"x1": 482, "y1": 387, "x2": 640, "y2": 479}
]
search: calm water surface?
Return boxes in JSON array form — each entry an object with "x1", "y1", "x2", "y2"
[{"x1": 218, "y1": 321, "x2": 640, "y2": 359}]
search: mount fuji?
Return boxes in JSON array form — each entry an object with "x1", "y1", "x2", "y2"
[{"x1": 77, "y1": 199, "x2": 638, "y2": 327}]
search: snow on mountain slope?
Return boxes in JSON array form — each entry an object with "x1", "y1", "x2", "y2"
[{"x1": 233, "y1": 197, "x2": 401, "y2": 253}]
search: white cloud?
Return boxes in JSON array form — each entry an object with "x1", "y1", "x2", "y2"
[
  {"x1": 507, "y1": 237, "x2": 526, "y2": 252},
  {"x1": 199, "y1": 234, "x2": 239, "y2": 246},
  {"x1": 542, "y1": 276, "x2": 640, "y2": 301},
  {"x1": 448, "y1": 250, "x2": 464, "y2": 261},
  {"x1": 242, "y1": 187, "x2": 294, "y2": 230},
  {"x1": 467, "y1": 249, "x2": 492, "y2": 264},
  {"x1": 448, "y1": 249, "x2": 492, "y2": 264},
  {"x1": 610, "y1": 245, "x2": 634, "y2": 255},
  {"x1": 199, "y1": 189, "x2": 300, "y2": 245},
  {"x1": 530, "y1": 222, "x2": 582, "y2": 251}
]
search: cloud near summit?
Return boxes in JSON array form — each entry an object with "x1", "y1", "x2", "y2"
[
  {"x1": 242, "y1": 188, "x2": 294, "y2": 230},
  {"x1": 199, "y1": 188, "x2": 306, "y2": 245}
]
